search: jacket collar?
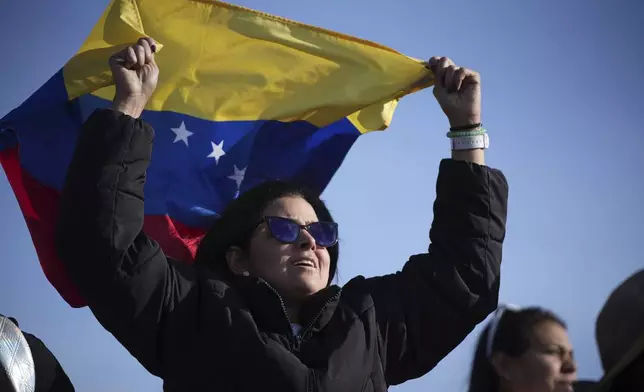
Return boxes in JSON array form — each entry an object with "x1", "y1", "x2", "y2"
[{"x1": 236, "y1": 277, "x2": 341, "y2": 337}]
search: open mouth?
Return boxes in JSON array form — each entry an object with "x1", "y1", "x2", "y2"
[
  {"x1": 556, "y1": 381, "x2": 573, "y2": 392},
  {"x1": 292, "y1": 259, "x2": 315, "y2": 268}
]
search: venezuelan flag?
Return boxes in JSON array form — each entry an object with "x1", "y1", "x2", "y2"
[{"x1": 0, "y1": 0, "x2": 432, "y2": 307}]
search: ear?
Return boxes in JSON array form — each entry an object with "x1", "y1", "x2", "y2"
[
  {"x1": 490, "y1": 352, "x2": 515, "y2": 382},
  {"x1": 226, "y1": 246, "x2": 250, "y2": 276}
]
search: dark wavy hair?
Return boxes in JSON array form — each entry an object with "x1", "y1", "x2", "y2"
[
  {"x1": 194, "y1": 180, "x2": 339, "y2": 285},
  {"x1": 468, "y1": 307, "x2": 567, "y2": 392}
]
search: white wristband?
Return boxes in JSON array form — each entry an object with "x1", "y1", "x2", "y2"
[{"x1": 450, "y1": 134, "x2": 489, "y2": 150}]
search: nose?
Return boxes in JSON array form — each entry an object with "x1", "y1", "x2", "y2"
[
  {"x1": 561, "y1": 353, "x2": 577, "y2": 375},
  {"x1": 298, "y1": 228, "x2": 317, "y2": 250}
]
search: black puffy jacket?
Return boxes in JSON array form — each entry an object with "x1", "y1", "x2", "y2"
[{"x1": 56, "y1": 109, "x2": 509, "y2": 391}]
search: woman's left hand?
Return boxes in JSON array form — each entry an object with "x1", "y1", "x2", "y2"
[{"x1": 428, "y1": 57, "x2": 481, "y2": 129}]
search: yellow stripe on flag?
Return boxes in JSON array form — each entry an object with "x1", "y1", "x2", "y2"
[{"x1": 63, "y1": 0, "x2": 433, "y2": 132}]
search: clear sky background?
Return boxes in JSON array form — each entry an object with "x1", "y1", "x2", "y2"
[{"x1": 0, "y1": 0, "x2": 643, "y2": 391}]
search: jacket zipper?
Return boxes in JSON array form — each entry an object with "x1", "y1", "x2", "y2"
[
  {"x1": 259, "y1": 279, "x2": 296, "y2": 347},
  {"x1": 258, "y1": 279, "x2": 341, "y2": 350},
  {"x1": 296, "y1": 290, "x2": 342, "y2": 347},
  {"x1": 308, "y1": 368, "x2": 317, "y2": 392}
]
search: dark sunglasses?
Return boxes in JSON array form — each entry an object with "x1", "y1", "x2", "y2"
[{"x1": 261, "y1": 216, "x2": 338, "y2": 248}]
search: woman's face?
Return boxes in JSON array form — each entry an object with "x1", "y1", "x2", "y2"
[
  {"x1": 501, "y1": 321, "x2": 577, "y2": 392},
  {"x1": 245, "y1": 196, "x2": 331, "y2": 302}
]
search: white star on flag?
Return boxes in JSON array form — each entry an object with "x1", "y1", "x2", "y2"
[
  {"x1": 170, "y1": 121, "x2": 193, "y2": 147},
  {"x1": 228, "y1": 165, "x2": 247, "y2": 189},
  {"x1": 207, "y1": 140, "x2": 226, "y2": 164}
]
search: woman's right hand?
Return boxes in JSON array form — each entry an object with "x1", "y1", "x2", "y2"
[{"x1": 109, "y1": 37, "x2": 159, "y2": 118}]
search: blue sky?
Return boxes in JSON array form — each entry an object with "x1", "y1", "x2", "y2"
[{"x1": 0, "y1": 0, "x2": 643, "y2": 391}]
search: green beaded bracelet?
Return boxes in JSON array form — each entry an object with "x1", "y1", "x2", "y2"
[{"x1": 446, "y1": 127, "x2": 487, "y2": 138}]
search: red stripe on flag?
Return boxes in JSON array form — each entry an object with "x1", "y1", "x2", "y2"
[
  {"x1": 142, "y1": 216, "x2": 204, "y2": 263},
  {"x1": 0, "y1": 147, "x2": 206, "y2": 308}
]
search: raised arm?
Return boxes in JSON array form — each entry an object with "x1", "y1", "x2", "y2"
[
  {"x1": 344, "y1": 57, "x2": 508, "y2": 385},
  {"x1": 55, "y1": 39, "x2": 196, "y2": 376}
]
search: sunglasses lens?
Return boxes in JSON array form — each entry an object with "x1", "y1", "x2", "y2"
[
  {"x1": 266, "y1": 217, "x2": 300, "y2": 243},
  {"x1": 265, "y1": 217, "x2": 338, "y2": 247},
  {"x1": 308, "y1": 222, "x2": 338, "y2": 247}
]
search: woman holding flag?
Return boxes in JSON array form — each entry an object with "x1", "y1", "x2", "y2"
[{"x1": 55, "y1": 38, "x2": 508, "y2": 391}]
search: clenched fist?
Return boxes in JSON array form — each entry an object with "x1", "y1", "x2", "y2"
[
  {"x1": 428, "y1": 56, "x2": 481, "y2": 129},
  {"x1": 109, "y1": 37, "x2": 159, "y2": 118}
]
